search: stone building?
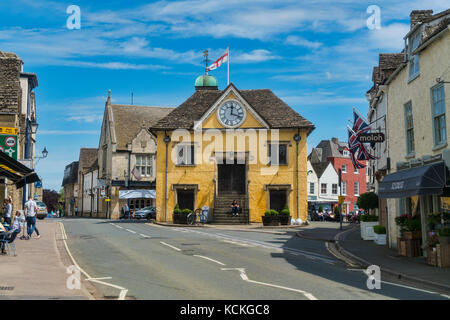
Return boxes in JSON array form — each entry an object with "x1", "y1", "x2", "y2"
[
  {"x1": 373, "y1": 9, "x2": 450, "y2": 251},
  {"x1": 62, "y1": 161, "x2": 79, "y2": 216},
  {"x1": 77, "y1": 148, "x2": 98, "y2": 216},
  {"x1": 151, "y1": 76, "x2": 314, "y2": 224},
  {"x1": 97, "y1": 91, "x2": 174, "y2": 219},
  {"x1": 0, "y1": 50, "x2": 41, "y2": 211}
]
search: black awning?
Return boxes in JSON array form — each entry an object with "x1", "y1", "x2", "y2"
[
  {"x1": 378, "y1": 161, "x2": 447, "y2": 198},
  {"x1": 0, "y1": 152, "x2": 41, "y2": 188}
]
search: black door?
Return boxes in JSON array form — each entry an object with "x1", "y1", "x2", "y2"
[
  {"x1": 218, "y1": 163, "x2": 246, "y2": 194},
  {"x1": 177, "y1": 190, "x2": 195, "y2": 211},
  {"x1": 270, "y1": 190, "x2": 287, "y2": 213}
]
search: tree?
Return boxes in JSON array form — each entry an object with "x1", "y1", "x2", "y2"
[
  {"x1": 43, "y1": 189, "x2": 60, "y2": 212},
  {"x1": 357, "y1": 192, "x2": 379, "y2": 213}
]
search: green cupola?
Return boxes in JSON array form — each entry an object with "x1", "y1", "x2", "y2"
[{"x1": 195, "y1": 74, "x2": 218, "y2": 91}]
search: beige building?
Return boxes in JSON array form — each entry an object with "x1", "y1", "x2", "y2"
[
  {"x1": 96, "y1": 91, "x2": 174, "y2": 219},
  {"x1": 376, "y1": 9, "x2": 450, "y2": 251},
  {"x1": 62, "y1": 161, "x2": 79, "y2": 216},
  {"x1": 77, "y1": 148, "x2": 98, "y2": 216},
  {"x1": 0, "y1": 50, "x2": 42, "y2": 211}
]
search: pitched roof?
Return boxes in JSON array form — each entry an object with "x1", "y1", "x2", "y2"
[
  {"x1": 62, "y1": 161, "x2": 78, "y2": 186},
  {"x1": 151, "y1": 84, "x2": 314, "y2": 132},
  {"x1": 312, "y1": 162, "x2": 330, "y2": 179},
  {"x1": 78, "y1": 148, "x2": 98, "y2": 173},
  {"x1": 111, "y1": 105, "x2": 175, "y2": 150}
]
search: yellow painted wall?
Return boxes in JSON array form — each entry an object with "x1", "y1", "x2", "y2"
[{"x1": 155, "y1": 127, "x2": 309, "y2": 223}]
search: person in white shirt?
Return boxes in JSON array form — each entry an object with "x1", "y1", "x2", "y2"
[{"x1": 24, "y1": 197, "x2": 40, "y2": 240}]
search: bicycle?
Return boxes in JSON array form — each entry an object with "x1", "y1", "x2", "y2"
[{"x1": 187, "y1": 208, "x2": 206, "y2": 225}]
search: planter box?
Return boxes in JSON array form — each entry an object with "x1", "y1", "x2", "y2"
[
  {"x1": 403, "y1": 231, "x2": 422, "y2": 240},
  {"x1": 361, "y1": 221, "x2": 378, "y2": 240},
  {"x1": 374, "y1": 233, "x2": 386, "y2": 245},
  {"x1": 173, "y1": 213, "x2": 188, "y2": 224},
  {"x1": 397, "y1": 238, "x2": 421, "y2": 257},
  {"x1": 427, "y1": 247, "x2": 438, "y2": 266},
  {"x1": 279, "y1": 215, "x2": 291, "y2": 225},
  {"x1": 436, "y1": 244, "x2": 450, "y2": 268},
  {"x1": 262, "y1": 215, "x2": 279, "y2": 226}
]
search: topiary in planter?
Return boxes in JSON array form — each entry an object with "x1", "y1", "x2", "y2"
[
  {"x1": 373, "y1": 225, "x2": 386, "y2": 234},
  {"x1": 262, "y1": 210, "x2": 280, "y2": 226},
  {"x1": 279, "y1": 207, "x2": 291, "y2": 225},
  {"x1": 360, "y1": 214, "x2": 379, "y2": 222}
]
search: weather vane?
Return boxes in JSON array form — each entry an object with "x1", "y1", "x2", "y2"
[{"x1": 203, "y1": 49, "x2": 209, "y2": 75}]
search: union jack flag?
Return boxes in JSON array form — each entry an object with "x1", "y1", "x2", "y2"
[{"x1": 347, "y1": 127, "x2": 366, "y2": 169}]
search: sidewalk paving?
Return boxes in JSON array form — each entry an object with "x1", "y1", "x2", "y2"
[
  {"x1": 297, "y1": 221, "x2": 450, "y2": 293},
  {"x1": 0, "y1": 220, "x2": 89, "y2": 300}
]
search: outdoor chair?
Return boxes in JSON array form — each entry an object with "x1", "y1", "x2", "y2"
[{"x1": 0, "y1": 230, "x2": 17, "y2": 256}]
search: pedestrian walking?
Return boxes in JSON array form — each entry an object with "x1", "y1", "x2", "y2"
[{"x1": 24, "y1": 196, "x2": 40, "y2": 240}]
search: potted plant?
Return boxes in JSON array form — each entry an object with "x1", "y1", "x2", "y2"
[
  {"x1": 262, "y1": 209, "x2": 279, "y2": 226},
  {"x1": 437, "y1": 227, "x2": 450, "y2": 245},
  {"x1": 173, "y1": 204, "x2": 189, "y2": 224},
  {"x1": 427, "y1": 212, "x2": 442, "y2": 230},
  {"x1": 360, "y1": 213, "x2": 379, "y2": 240},
  {"x1": 373, "y1": 225, "x2": 387, "y2": 245},
  {"x1": 402, "y1": 215, "x2": 421, "y2": 240},
  {"x1": 426, "y1": 231, "x2": 439, "y2": 266},
  {"x1": 279, "y1": 205, "x2": 291, "y2": 225}
]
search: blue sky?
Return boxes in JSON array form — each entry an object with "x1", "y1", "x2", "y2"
[{"x1": 0, "y1": 0, "x2": 448, "y2": 191}]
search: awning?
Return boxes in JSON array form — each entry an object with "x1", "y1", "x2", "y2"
[
  {"x1": 119, "y1": 189, "x2": 156, "y2": 199},
  {"x1": 378, "y1": 161, "x2": 447, "y2": 198},
  {"x1": 0, "y1": 152, "x2": 41, "y2": 188}
]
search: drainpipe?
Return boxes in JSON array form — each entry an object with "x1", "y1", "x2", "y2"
[
  {"x1": 294, "y1": 131, "x2": 301, "y2": 219},
  {"x1": 163, "y1": 133, "x2": 171, "y2": 222}
]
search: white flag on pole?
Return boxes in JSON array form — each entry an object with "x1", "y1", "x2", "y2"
[{"x1": 207, "y1": 48, "x2": 229, "y2": 72}]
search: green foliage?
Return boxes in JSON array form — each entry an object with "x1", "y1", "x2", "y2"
[
  {"x1": 265, "y1": 209, "x2": 279, "y2": 216},
  {"x1": 360, "y1": 214, "x2": 379, "y2": 222},
  {"x1": 357, "y1": 192, "x2": 379, "y2": 211},
  {"x1": 173, "y1": 204, "x2": 182, "y2": 214},
  {"x1": 373, "y1": 225, "x2": 386, "y2": 234},
  {"x1": 427, "y1": 212, "x2": 442, "y2": 229},
  {"x1": 438, "y1": 227, "x2": 450, "y2": 237},
  {"x1": 181, "y1": 208, "x2": 192, "y2": 215},
  {"x1": 403, "y1": 217, "x2": 421, "y2": 232},
  {"x1": 318, "y1": 205, "x2": 323, "y2": 213},
  {"x1": 174, "y1": 204, "x2": 180, "y2": 210},
  {"x1": 280, "y1": 208, "x2": 290, "y2": 215}
]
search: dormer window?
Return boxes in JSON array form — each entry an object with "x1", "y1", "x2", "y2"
[{"x1": 408, "y1": 31, "x2": 421, "y2": 81}]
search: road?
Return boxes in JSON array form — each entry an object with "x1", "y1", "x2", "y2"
[{"x1": 61, "y1": 218, "x2": 449, "y2": 300}]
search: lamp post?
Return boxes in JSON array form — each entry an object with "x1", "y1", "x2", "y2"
[{"x1": 164, "y1": 135, "x2": 171, "y2": 222}]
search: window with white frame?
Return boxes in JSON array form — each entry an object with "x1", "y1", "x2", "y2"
[
  {"x1": 268, "y1": 143, "x2": 288, "y2": 165},
  {"x1": 408, "y1": 32, "x2": 420, "y2": 80},
  {"x1": 404, "y1": 101, "x2": 415, "y2": 155},
  {"x1": 136, "y1": 155, "x2": 152, "y2": 177},
  {"x1": 332, "y1": 184, "x2": 338, "y2": 195},
  {"x1": 342, "y1": 181, "x2": 347, "y2": 195},
  {"x1": 354, "y1": 166, "x2": 359, "y2": 174},
  {"x1": 354, "y1": 182, "x2": 359, "y2": 196},
  {"x1": 176, "y1": 144, "x2": 195, "y2": 165},
  {"x1": 343, "y1": 150, "x2": 349, "y2": 157},
  {"x1": 309, "y1": 183, "x2": 315, "y2": 194},
  {"x1": 431, "y1": 84, "x2": 446, "y2": 147},
  {"x1": 321, "y1": 183, "x2": 327, "y2": 195},
  {"x1": 342, "y1": 164, "x2": 347, "y2": 173}
]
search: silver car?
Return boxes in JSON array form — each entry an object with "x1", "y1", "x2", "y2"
[
  {"x1": 134, "y1": 207, "x2": 156, "y2": 220},
  {"x1": 36, "y1": 201, "x2": 48, "y2": 220}
]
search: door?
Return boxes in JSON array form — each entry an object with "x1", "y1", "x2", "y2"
[
  {"x1": 177, "y1": 190, "x2": 195, "y2": 211},
  {"x1": 270, "y1": 190, "x2": 287, "y2": 213},
  {"x1": 218, "y1": 162, "x2": 246, "y2": 194}
]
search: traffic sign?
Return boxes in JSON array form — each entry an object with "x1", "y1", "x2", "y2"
[
  {"x1": 338, "y1": 196, "x2": 345, "y2": 204},
  {"x1": 0, "y1": 134, "x2": 18, "y2": 159}
]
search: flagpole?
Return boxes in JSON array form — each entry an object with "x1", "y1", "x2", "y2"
[{"x1": 227, "y1": 44, "x2": 230, "y2": 86}]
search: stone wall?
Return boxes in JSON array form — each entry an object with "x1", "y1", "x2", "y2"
[{"x1": 0, "y1": 52, "x2": 22, "y2": 114}]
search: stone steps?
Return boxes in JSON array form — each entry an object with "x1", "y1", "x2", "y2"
[{"x1": 213, "y1": 193, "x2": 249, "y2": 224}]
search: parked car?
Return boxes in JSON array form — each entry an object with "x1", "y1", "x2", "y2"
[
  {"x1": 36, "y1": 201, "x2": 48, "y2": 220},
  {"x1": 134, "y1": 207, "x2": 156, "y2": 220}
]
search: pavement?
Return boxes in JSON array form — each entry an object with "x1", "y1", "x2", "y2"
[
  {"x1": 0, "y1": 219, "x2": 90, "y2": 300},
  {"x1": 296, "y1": 221, "x2": 450, "y2": 294}
]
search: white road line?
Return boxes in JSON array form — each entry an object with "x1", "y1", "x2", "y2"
[
  {"x1": 58, "y1": 222, "x2": 128, "y2": 300},
  {"x1": 139, "y1": 233, "x2": 151, "y2": 238},
  {"x1": 193, "y1": 255, "x2": 226, "y2": 266},
  {"x1": 160, "y1": 241, "x2": 182, "y2": 252},
  {"x1": 221, "y1": 268, "x2": 317, "y2": 300},
  {"x1": 125, "y1": 229, "x2": 136, "y2": 234}
]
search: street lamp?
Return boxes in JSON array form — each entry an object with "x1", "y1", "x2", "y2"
[
  {"x1": 30, "y1": 121, "x2": 38, "y2": 135},
  {"x1": 35, "y1": 147, "x2": 48, "y2": 160}
]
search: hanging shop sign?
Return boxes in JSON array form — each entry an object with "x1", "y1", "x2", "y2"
[{"x1": 357, "y1": 132, "x2": 385, "y2": 143}]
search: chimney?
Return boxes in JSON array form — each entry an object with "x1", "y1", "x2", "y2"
[
  {"x1": 331, "y1": 137, "x2": 339, "y2": 144},
  {"x1": 410, "y1": 10, "x2": 433, "y2": 28}
]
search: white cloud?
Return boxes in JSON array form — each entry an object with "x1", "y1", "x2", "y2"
[
  {"x1": 285, "y1": 35, "x2": 323, "y2": 49},
  {"x1": 233, "y1": 50, "x2": 279, "y2": 63}
]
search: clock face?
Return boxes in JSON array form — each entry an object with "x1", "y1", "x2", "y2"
[{"x1": 217, "y1": 100, "x2": 246, "y2": 128}]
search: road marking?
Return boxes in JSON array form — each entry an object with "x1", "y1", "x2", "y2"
[
  {"x1": 221, "y1": 268, "x2": 317, "y2": 300},
  {"x1": 160, "y1": 241, "x2": 182, "y2": 252},
  {"x1": 125, "y1": 229, "x2": 136, "y2": 234},
  {"x1": 193, "y1": 255, "x2": 226, "y2": 266},
  {"x1": 59, "y1": 222, "x2": 128, "y2": 300},
  {"x1": 139, "y1": 233, "x2": 151, "y2": 238}
]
